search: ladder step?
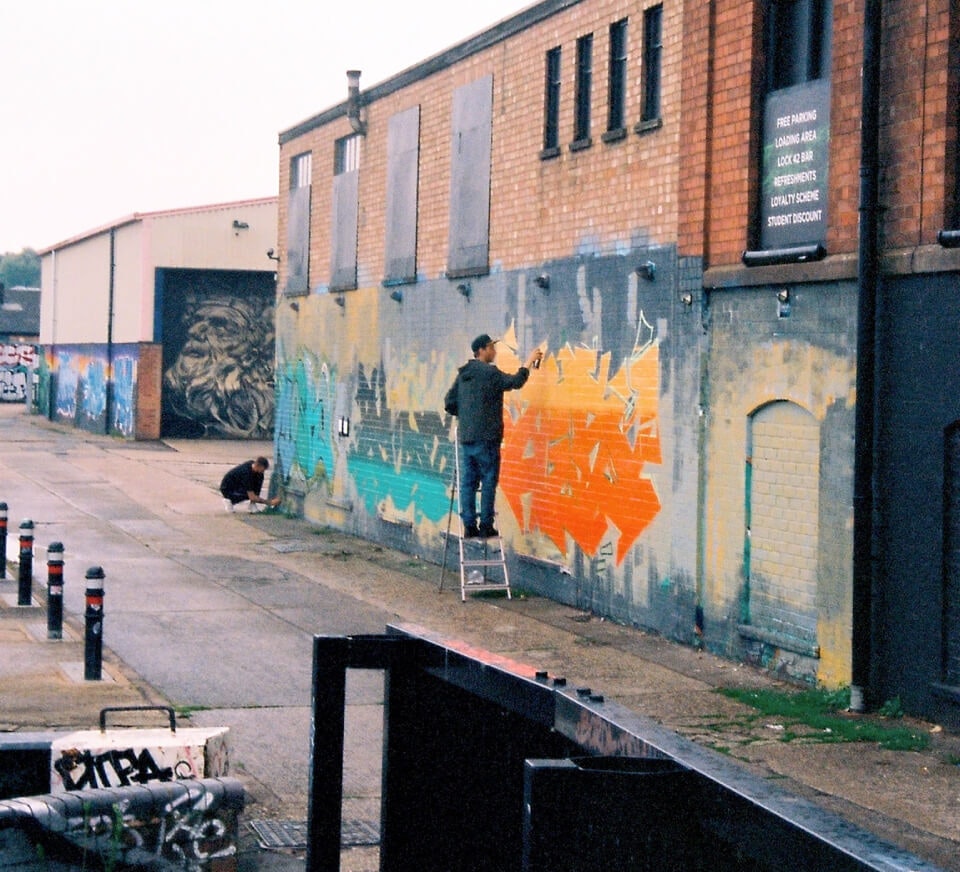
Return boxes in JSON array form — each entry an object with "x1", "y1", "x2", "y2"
[{"x1": 461, "y1": 560, "x2": 508, "y2": 568}]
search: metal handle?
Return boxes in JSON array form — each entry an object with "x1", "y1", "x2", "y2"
[{"x1": 99, "y1": 705, "x2": 177, "y2": 733}]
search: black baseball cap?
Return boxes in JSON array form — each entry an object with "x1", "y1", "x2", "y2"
[{"x1": 471, "y1": 334, "x2": 498, "y2": 354}]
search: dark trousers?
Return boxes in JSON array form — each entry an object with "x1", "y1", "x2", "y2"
[{"x1": 459, "y1": 440, "x2": 500, "y2": 528}]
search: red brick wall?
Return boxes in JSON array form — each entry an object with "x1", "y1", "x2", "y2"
[
  {"x1": 880, "y1": 0, "x2": 954, "y2": 247},
  {"x1": 278, "y1": 0, "x2": 685, "y2": 291}
]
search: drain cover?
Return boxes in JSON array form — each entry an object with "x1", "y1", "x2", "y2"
[
  {"x1": 342, "y1": 819, "x2": 380, "y2": 846},
  {"x1": 248, "y1": 819, "x2": 379, "y2": 849},
  {"x1": 271, "y1": 540, "x2": 311, "y2": 553}
]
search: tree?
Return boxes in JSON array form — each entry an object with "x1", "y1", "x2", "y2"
[{"x1": 0, "y1": 249, "x2": 41, "y2": 288}]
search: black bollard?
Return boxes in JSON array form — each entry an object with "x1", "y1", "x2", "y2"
[
  {"x1": 0, "y1": 502, "x2": 7, "y2": 579},
  {"x1": 17, "y1": 519, "x2": 34, "y2": 606},
  {"x1": 47, "y1": 542, "x2": 64, "y2": 640},
  {"x1": 84, "y1": 566, "x2": 105, "y2": 681}
]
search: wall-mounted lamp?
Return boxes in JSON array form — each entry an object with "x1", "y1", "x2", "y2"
[
  {"x1": 457, "y1": 283, "x2": 472, "y2": 300},
  {"x1": 389, "y1": 289, "x2": 403, "y2": 303},
  {"x1": 266, "y1": 248, "x2": 281, "y2": 262},
  {"x1": 289, "y1": 301, "x2": 300, "y2": 312},
  {"x1": 346, "y1": 69, "x2": 367, "y2": 136},
  {"x1": 338, "y1": 416, "x2": 350, "y2": 437},
  {"x1": 534, "y1": 274, "x2": 551, "y2": 291},
  {"x1": 937, "y1": 229, "x2": 960, "y2": 249},
  {"x1": 777, "y1": 287, "x2": 792, "y2": 318},
  {"x1": 636, "y1": 261, "x2": 656, "y2": 281},
  {"x1": 335, "y1": 294, "x2": 346, "y2": 308},
  {"x1": 232, "y1": 220, "x2": 249, "y2": 233},
  {"x1": 680, "y1": 291, "x2": 694, "y2": 306}
]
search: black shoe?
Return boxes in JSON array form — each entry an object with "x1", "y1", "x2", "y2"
[
  {"x1": 478, "y1": 523, "x2": 499, "y2": 538},
  {"x1": 462, "y1": 524, "x2": 480, "y2": 539}
]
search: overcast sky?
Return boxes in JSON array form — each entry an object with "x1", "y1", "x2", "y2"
[{"x1": 0, "y1": 0, "x2": 529, "y2": 253}]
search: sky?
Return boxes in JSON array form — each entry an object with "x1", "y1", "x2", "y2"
[{"x1": 0, "y1": 0, "x2": 530, "y2": 253}]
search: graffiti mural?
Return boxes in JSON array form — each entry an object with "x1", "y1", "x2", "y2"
[
  {"x1": 499, "y1": 318, "x2": 662, "y2": 564},
  {"x1": 48, "y1": 344, "x2": 139, "y2": 436},
  {"x1": 161, "y1": 271, "x2": 276, "y2": 438},
  {"x1": 275, "y1": 312, "x2": 662, "y2": 568},
  {"x1": 275, "y1": 341, "x2": 457, "y2": 526},
  {"x1": 275, "y1": 348, "x2": 336, "y2": 488},
  {"x1": 0, "y1": 343, "x2": 37, "y2": 403}
]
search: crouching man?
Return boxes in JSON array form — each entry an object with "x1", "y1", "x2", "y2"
[{"x1": 220, "y1": 456, "x2": 281, "y2": 513}]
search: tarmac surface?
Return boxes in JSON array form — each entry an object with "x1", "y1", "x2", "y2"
[{"x1": 0, "y1": 403, "x2": 958, "y2": 871}]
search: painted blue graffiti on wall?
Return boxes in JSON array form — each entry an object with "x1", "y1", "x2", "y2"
[
  {"x1": 350, "y1": 361, "x2": 451, "y2": 524},
  {"x1": 50, "y1": 344, "x2": 139, "y2": 435},
  {"x1": 112, "y1": 355, "x2": 137, "y2": 437},
  {"x1": 275, "y1": 349, "x2": 335, "y2": 488},
  {"x1": 276, "y1": 345, "x2": 452, "y2": 525},
  {"x1": 55, "y1": 351, "x2": 79, "y2": 419},
  {"x1": 83, "y1": 356, "x2": 107, "y2": 423}
]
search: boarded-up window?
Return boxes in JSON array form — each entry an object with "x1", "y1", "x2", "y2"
[
  {"x1": 384, "y1": 106, "x2": 421, "y2": 284},
  {"x1": 447, "y1": 76, "x2": 492, "y2": 279},
  {"x1": 331, "y1": 135, "x2": 361, "y2": 291},
  {"x1": 286, "y1": 152, "x2": 311, "y2": 294}
]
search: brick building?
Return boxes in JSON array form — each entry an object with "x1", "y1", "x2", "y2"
[{"x1": 273, "y1": 0, "x2": 960, "y2": 726}]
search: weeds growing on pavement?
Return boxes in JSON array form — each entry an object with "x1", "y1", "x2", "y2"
[{"x1": 716, "y1": 686, "x2": 930, "y2": 751}]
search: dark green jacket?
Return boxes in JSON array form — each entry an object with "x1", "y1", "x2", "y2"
[{"x1": 444, "y1": 359, "x2": 529, "y2": 443}]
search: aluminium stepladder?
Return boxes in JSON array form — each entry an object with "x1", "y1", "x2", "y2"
[{"x1": 438, "y1": 435, "x2": 512, "y2": 602}]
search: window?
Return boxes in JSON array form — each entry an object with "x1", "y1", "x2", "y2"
[
  {"x1": 573, "y1": 34, "x2": 593, "y2": 147},
  {"x1": 334, "y1": 134, "x2": 361, "y2": 175},
  {"x1": 641, "y1": 5, "x2": 663, "y2": 125},
  {"x1": 766, "y1": 0, "x2": 831, "y2": 91},
  {"x1": 286, "y1": 151, "x2": 312, "y2": 294},
  {"x1": 607, "y1": 20, "x2": 628, "y2": 137},
  {"x1": 542, "y1": 47, "x2": 562, "y2": 156},
  {"x1": 331, "y1": 134, "x2": 362, "y2": 291},
  {"x1": 290, "y1": 152, "x2": 312, "y2": 189}
]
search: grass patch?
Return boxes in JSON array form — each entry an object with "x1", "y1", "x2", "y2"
[
  {"x1": 717, "y1": 686, "x2": 929, "y2": 751},
  {"x1": 173, "y1": 704, "x2": 211, "y2": 719}
]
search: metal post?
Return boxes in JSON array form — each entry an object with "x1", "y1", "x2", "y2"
[
  {"x1": 0, "y1": 502, "x2": 7, "y2": 579},
  {"x1": 306, "y1": 636, "x2": 348, "y2": 872},
  {"x1": 47, "y1": 542, "x2": 64, "y2": 640},
  {"x1": 17, "y1": 519, "x2": 34, "y2": 606},
  {"x1": 84, "y1": 566, "x2": 105, "y2": 681}
]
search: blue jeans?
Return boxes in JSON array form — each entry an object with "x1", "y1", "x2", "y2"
[{"x1": 459, "y1": 440, "x2": 500, "y2": 528}]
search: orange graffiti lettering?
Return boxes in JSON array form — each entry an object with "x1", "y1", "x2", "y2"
[{"x1": 499, "y1": 340, "x2": 661, "y2": 565}]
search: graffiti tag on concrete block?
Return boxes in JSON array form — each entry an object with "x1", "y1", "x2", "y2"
[
  {"x1": 54, "y1": 746, "x2": 182, "y2": 790},
  {"x1": 50, "y1": 727, "x2": 229, "y2": 793}
]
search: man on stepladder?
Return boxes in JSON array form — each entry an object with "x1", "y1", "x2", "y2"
[{"x1": 444, "y1": 334, "x2": 542, "y2": 538}]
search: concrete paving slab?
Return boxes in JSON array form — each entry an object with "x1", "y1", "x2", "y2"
[{"x1": 105, "y1": 609, "x2": 316, "y2": 707}]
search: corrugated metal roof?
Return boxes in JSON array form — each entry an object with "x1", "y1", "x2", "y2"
[{"x1": 37, "y1": 196, "x2": 277, "y2": 255}]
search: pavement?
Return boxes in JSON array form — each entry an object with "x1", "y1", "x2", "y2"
[{"x1": 0, "y1": 403, "x2": 958, "y2": 871}]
